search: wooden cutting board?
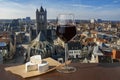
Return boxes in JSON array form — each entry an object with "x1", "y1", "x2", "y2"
[{"x1": 5, "y1": 57, "x2": 61, "y2": 78}]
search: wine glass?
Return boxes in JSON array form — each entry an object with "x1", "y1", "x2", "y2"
[{"x1": 56, "y1": 14, "x2": 76, "y2": 73}]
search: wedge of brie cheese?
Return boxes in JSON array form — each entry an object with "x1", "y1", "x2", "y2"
[
  {"x1": 25, "y1": 55, "x2": 49, "y2": 73},
  {"x1": 30, "y1": 55, "x2": 42, "y2": 64}
]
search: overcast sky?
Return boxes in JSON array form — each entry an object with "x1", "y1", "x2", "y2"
[{"x1": 0, "y1": 0, "x2": 120, "y2": 20}]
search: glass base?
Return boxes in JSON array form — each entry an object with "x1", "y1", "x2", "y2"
[{"x1": 57, "y1": 66, "x2": 76, "y2": 73}]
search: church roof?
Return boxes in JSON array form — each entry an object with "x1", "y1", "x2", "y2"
[
  {"x1": 35, "y1": 31, "x2": 46, "y2": 42},
  {"x1": 40, "y1": 6, "x2": 44, "y2": 12}
]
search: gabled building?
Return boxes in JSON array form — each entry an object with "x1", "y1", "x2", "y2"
[{"x1": 68, "y1": 41, "x2": 83, "y2": 58}]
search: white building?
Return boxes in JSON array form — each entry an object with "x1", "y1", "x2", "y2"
[
  {"x1": 90, "y1": 19, "x2": 96, "y2": 23},
  {"x1": 68, "y1": 50, "x2": 82, "y2": 58}
]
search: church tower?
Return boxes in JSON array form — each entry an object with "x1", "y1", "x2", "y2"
[{"x1": 36, "y1": 6, "x2": 47, "y2": 36}]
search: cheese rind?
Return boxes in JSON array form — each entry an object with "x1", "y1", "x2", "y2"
[
  {"x1": 38, "y1": 61, "x2": 49, "y2": 73},
  {"x1": 25, "y1": 62, "x2": 38, "y2": 72}
]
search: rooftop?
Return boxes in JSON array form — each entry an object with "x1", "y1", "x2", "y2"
[{"x1": 0, "y1": 31, "x2": 10, "y2": 44}]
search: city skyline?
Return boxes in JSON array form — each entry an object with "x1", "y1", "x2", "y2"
[{"x1": 0, "y1": 0, "x2": 120, "y2": 20}]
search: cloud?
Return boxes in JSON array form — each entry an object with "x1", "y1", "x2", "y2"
[
  {"x1": 0, "y1": 0, "x2": 120, "y2": 20},
  {"x1": 71, "y1": 3, "x2": 105, "y2": 11},
  {"x1": 72, "y1": 4, "x2": 93, "y2": 8},
  {"x1": 0, "y1": 1, "x2": 36, "y2": 19},
  {"x1": 77, "y1": 8, "x2": 120, "y2": 20},
  {"x1": 47, "y1": 8, "x2": 68, "y2": 19},
  {"x1": 113, "y1": 0, "x2": 119, "y2": 3}
]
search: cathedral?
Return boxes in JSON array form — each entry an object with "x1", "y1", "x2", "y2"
[
  {"x1": 26, "y1": 6, "x2": 53, "y2": 61},
  {"x1": 25, "y1": 6, "x2": 64, "y2": 62},
  {"x1": 30, "y1": 6, "x2": 47, "y2": 41}
]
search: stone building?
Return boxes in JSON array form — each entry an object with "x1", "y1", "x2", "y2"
[{"x1": 36, "y1": 6, "x2": 47, "y2": 36}]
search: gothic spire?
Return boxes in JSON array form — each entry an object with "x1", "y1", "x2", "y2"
[
  {"x1": 40, "y1": 6, "x2": 44, "y2": 12},
  {"x1": 36, "y1": 9, "x2": 39, "y2": 13}
]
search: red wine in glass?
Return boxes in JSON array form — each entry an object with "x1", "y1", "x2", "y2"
[{"x1": 56, "y1": 25, "x2": 76, "y2": 43}]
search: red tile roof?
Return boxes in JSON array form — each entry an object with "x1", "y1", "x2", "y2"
[{"x1": 0, "y1": 32, "x2": 10, "y2": 44}]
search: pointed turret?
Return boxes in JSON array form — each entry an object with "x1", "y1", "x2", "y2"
[
  {"x1": 36, "y1": 9, "x2": 39, "y2": 13},
  {"x1": 40, "y1": 6, "x2": 44, "y2": 12}
]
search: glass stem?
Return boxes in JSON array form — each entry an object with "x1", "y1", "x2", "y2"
[{"x1": 65, "y1": 43, "x2": 68, "y2": 68}]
